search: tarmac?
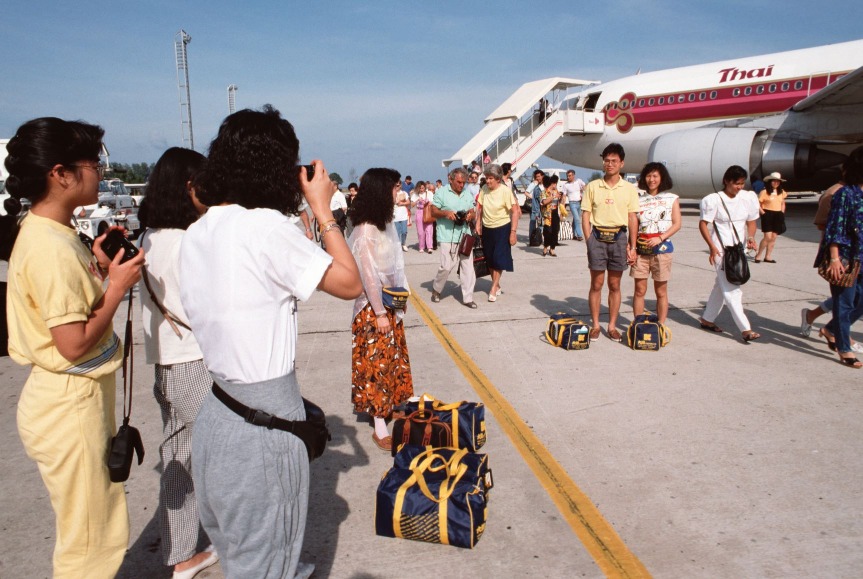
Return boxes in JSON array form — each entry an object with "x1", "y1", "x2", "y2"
[{"x1": 1, "y1": 199, "x2": 862, "y2": 579}]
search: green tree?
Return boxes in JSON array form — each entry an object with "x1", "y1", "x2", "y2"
[
  {"x1": 329, "y1": 172, "x2": 343, "y2": 186},
  {"x1": 106, "y1": 162, "x2": 153, "y2": 183}
]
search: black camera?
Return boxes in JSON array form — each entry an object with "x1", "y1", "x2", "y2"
[
  {"x1": 299, "y1": 164, "x2": 315, "y2": 180},
  {"x1": 454, "y1": 210, "x2": 468, "y2": 226},
  {"x1": 101, "y1": 229, "x2": 140, "y2": 264}
]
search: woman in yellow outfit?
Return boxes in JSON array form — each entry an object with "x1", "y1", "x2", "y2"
[{"x1": 4, "y1": 117, "x2": 144, "y2": 578}]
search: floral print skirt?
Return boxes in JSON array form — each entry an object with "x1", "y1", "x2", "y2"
[{"x1": 351, "y1": 304, "x2": 413, "y2": 417}]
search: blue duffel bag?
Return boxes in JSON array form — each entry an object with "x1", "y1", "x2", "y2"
[
  {"x1": 376, "y1": 447, "x2": 492, "y2": 549},
  {"x1": 402, "y1": 393, "x2": 486, "y2": 452}
]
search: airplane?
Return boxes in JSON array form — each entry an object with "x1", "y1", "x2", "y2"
[{"x1": 443, "y1": 39, "x2": 863, "y2": 197}]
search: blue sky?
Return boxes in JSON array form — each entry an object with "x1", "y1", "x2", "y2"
[{"x1": 1, "y1": 0, "x2": 860, "y2": 183}]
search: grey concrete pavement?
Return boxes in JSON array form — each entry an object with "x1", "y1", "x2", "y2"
[{"x1": 1, "y1": 199, "x2": 861, "y2": 578}]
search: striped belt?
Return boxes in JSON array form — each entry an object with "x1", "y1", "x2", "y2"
[{"x1": 65, "y1": 332, "x2": 121, "y2": 375}]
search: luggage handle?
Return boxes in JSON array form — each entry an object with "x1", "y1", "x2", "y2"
[
  {"x1": 411, "y1": 457, "x2": 469, "y2": 504},
  {"x1": 417, "y1": 392, "x2": 468, "y2": 415},
  {"x1": 399, "y1": 412, "x2": 453, "y2": 449}
]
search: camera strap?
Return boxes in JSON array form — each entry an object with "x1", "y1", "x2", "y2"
[{"x1": 121, "y1": 288, "x2": 135, "y2": 424}]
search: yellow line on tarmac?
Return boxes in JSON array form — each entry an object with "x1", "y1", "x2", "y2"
[{"x1": 410, "y1": 294, "x2": 651, "y2": 579}]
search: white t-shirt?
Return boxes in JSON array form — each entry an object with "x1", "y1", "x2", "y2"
[
  {"x1": 637, "y1": 191, "x2": 678, "y2": 234},
  {"x1": 179, "y1": 204, "x2": 332, "y2": 383},
  {"x1": 139, "y1": 228, "x2": 203, "y2": 365},
  {"x1": 700, "y1": 190, "x2": 760, "y2": 250},
  {"x1": 330, "y1": 190, "x2": 347, "y2": 211},
  {"x1": 561, "y1": 178, "x2": 585, "y2": 202},
  {"x1": 393, "y1": 191, "x2": 410, "y2": 222}
]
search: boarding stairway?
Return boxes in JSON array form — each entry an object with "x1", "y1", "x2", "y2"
[{"x1": 442, "y1": 78, "x2": 604, "y2": 180}]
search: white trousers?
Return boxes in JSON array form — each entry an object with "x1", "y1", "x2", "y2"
[
  {"x1": 702, "y1": 260, "x2": 751, "y2": 332},
  {"x1": 432, "y1": 242, "x2": 476, "y2": 303}
]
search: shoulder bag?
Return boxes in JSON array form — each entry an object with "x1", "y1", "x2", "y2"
[
  {"x1": 107, "y1": 289, "x2": 145, "y2": 482},
  {"x1": 423, "y1": 201, "x2": 435, "y2": 224},
  {"x1": 714, "y1": 196, "x2": 751, "y2": 285},
  {"x1": 816, "y1": 227, "x2": 860, "y2": 288}
]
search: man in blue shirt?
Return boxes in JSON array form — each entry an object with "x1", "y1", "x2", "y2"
[
  {"x1": 402, "y1": 175, "x2": 415, "y2": 195},
  {"x1": 430, "y1": 167, "x2": 478, "y2": 308}
]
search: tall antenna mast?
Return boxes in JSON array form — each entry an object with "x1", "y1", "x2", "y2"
[
  {"x1": 227, "y1": 84, "x2": 239, "y2": 114},
  {"x1": 175, "y1": 29, "x2": 194, "y2": 150}
]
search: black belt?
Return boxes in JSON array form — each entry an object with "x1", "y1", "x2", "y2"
[{"x1": 212, "y1": 382, "x2": 302, "y2": 432}]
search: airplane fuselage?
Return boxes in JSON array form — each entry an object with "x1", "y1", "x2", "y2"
[{"x1": 545, "y1": 39, "x2": 863, "y2": 194}]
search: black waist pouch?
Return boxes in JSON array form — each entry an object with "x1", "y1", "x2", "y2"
[{"x1": 212, "y1": 383, "x2": 332, "y2": 461}]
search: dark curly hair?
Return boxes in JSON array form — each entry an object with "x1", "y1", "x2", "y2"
[
  {"x1": 4, "y1": 117, "x2": 104, "y2": 205},
  {"x1": 637, "y1": 162, "x2": 673, "y2": 192},
  {"x1": 138, "y1": 147, "x2": 205, "y2": 230},
  {"x1": 350, "y1": 168, "x2": 399, "y2": 231},
  {"x1": 196, "y1": 105, "x2": 303, "y2": 213}
]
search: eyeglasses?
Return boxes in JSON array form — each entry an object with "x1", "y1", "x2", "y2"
[{"x1": 73, "y1": 163, "x2": 106, "y2": 177}]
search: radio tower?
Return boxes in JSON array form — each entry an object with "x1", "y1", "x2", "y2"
[
  {"x1": 227, "y1": 84, "x2": 238, "y2": 114},
  {"x1": 175, "y1": 29, "x2": 195, "y2": 150}
]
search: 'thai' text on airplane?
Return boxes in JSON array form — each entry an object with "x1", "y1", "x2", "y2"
[{"x1": 444, "y1": 39, "x2": 863, "y2": 196}]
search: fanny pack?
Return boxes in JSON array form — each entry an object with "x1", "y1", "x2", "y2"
[
  {"x1": 382, "y1": 286, "x2": 410, "y2": 311},
  {"x1": 212, "y1": 383, "x2": 331, "y2": 461},
  {"x1": 593, "y1": 225, "x2": 624, "y2": 243},
  {"x1": 636, "y1": 235, "x2": 674, "y2": 256}
]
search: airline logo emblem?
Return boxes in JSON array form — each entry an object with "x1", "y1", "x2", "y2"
[
  {"x1": 718, "y1": 65, "x2": 774, "y2": 84},
  {"x1": 604, "y1": 91, "x2": 636, "y2": 134}
]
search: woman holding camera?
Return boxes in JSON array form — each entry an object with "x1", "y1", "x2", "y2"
[
  {"x1": 137, "y1": 148, "x2": 219, "y2": 578},
  {"x1": 476, "y1": 163, "x2": 517, "y2": 302},
  {"x1": 179, "y1": 106, "x2": 361, "y2": 577},
  {"x1": 5, "y1": 117, "x2": 144, "y2": 577},
  {"x1": 348, "y1": 168, "x2": 414, "y2": 451}
]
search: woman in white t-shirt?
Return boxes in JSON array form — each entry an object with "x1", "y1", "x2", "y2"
[
  {"x1": 137, "y1": 148, "x2": 220, "y2": 577},
  {"x1": 178, "y1": 106, "x2": 361, "y2": 578},
  {"x1": 697, "y1": 165, "x2": 761, "y2": 342}
]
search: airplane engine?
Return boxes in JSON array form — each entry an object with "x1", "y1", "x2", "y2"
[
  {"x1": 647, "y1": 128, "x2": 844, "y2": 195},
  {"x1": 647, "y1": 128, "x2": 765, "y2": 195}
]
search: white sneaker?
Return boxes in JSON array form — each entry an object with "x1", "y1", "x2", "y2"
[
  {"x1": 800, "y1": 308, "x2": 812, "y2": 337},
  {"x1": 402, "y1": 245, "x2": 408, "y2": 252}
]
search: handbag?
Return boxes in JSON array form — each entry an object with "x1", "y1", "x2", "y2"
[
  {"x1": 211, "y1": 383, "x2": 332, "y2": 461},
  {"x1": 107, "y1": 289, "x2": 145, "y2": 482},
  {"x1": 472, "y1": 236, "x2": 490, "y2": 278},
  {"x1": 382, "y1": 286, "x2": 410, "y2": 311},
  {"x1": 403, "y1": 394, "x2": 486, "y2": 452},
  {"x1": 817, "y1": 256, "x2": 861, "y2": 288},
  {"x1": 457, "y1": 232, "x2": 475, "y2": 257},
  {"x1": 558, "y1": 219, "x2": 573, "y2": 241},
  {"x1": 714, "y1": 196, "x2": 750, "y2": 285},
  {"x1": 390, "y1": 410, "x2": 453, "y2": 456},
  {"x1": 375, "y1": 447, "x2": 491, "y2": 548},
  {"x1": 422, "y1": 201, "x2": 435, "y2": 224},
  {"x1": 529, "y1": 226, "x2": 543, "y2": 247}
]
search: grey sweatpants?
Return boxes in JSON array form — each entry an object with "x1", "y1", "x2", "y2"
[{"x1": 193, "y1": 373, "x2": 313, "y2": 579}]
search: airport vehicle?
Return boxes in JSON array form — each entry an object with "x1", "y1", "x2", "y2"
[
  {"x1": 445, "y1": 39, "x2": 863, "y2": 196},
  {"x1": 74, "y1": 193, "x2": 141, "y2": 241}
]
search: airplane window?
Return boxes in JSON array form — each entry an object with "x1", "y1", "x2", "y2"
[
  {"x1": 649, "y1": 98, "x2": 655, "y2": 106},
  {"x1": 699, "y1": 92, "x2": 707, "y2": 101},
  {"x1": 794, "y1": 80, "x2": 804, "y2": 90},
  {"x1": 658, "y1": 97, "x2": 664, "y2": 105},
  {"x1": 781, "y1": 82, "x2": 790, "y2": 91},
  {"x1": 756, "y1": 85, "x2": 765, "y2": 94},
  {"x1": 732, "y1": 88, "x2": 740, "y2": 97},
  {"x1": 677, "y1": 94, "x2": 685, "y2": 103},
  {"x1": 710, "y1": 91, "x2": 717, "y2": 99},
  {"x1": 688, "y1": 93, "x2": 695, "y2": 102},
  {"x1": 744, "y1": 86, "x2": 753, "y2": 96},
  {"x1": 768, "y1": 84, "x2": 777, "y2": 93},
  {"x1": 638, "y1": 99, "x2": 645, "y2": 107}
]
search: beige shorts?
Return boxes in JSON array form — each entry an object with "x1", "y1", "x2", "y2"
[{"x1": 630, "y1": 252, "x2": 673, "y2": 281}]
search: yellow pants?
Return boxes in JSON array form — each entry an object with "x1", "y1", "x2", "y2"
[{"x1": 17, "y1": 367, "x2": 129, "y2": 578}]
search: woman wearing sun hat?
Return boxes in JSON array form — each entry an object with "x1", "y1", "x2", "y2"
[{"x1": 754, "y1": 171, "x2": 788, "y2": 263}]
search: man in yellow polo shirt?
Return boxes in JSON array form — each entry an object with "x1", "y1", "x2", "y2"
[{"x1": 581, "y1": 143, "x2": 639, "y2": 342}]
